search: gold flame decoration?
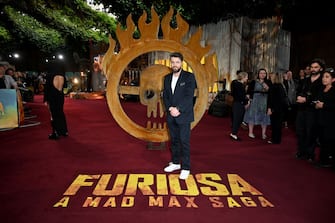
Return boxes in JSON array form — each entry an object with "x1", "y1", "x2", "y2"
[{"x1": 102, "y1": 6, "x2": 218, "y2": 142}]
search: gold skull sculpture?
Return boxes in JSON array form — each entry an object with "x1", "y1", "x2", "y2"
[{"x1": 102, "y1": 7, "x2": 218, "y2": 142}]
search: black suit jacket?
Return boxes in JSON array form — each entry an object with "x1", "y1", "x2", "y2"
[{"x1": 163, "y1": 70, "x2": 196, "y2": 124}]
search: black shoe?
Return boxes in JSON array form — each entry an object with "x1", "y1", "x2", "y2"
[
  {"x1": 307, "y1": 155, "x2": 315, "y2": 163},
  {"x1": 314, "y1": 162, "x2": 333, "y2": 168},
  {"x1": 60, "y1": 132, "x2": 69, "y2": 137},
  {"x1": 307, "y1": 158, "x2": 315, "y2": 164},
  {"x1": 295, "y1": 152, "x2": 307, "y2": 160},
  {"x1": 268, "y1": 140, "x2": 280, "y2": 144},
  {"x1": 48, "y1": 132, "x2": 60, "y2": 140}
]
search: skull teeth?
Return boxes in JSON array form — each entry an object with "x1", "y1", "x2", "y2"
[{"x1": 146, "y1": 121, "x2": 166, "y2": 129}]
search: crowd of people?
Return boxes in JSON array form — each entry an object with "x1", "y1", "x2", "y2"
[
  {"x1": 0, "y1": 61, "x2": 48, "y2": 100},
  {"x1": 229, "y1": 58, "x2": 335, "y2": 169},
  {"x1": 0, "y1": 61, "x2": 68, "y2": 140},
  {"x1": 2, "y1": 56, "x2": 334, "y2": 177}
]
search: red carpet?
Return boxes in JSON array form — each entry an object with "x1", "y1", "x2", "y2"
[{"x1": 1, "y1": 95, "x2": 334, "y2": 223}]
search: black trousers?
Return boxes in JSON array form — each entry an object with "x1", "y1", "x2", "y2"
[
  {"x1": 167, "y1": 119, "x2": 191, "y2": 170},
  {"x1": 295, "y1": 110, "x2": 317, "y2": 158},
  {"x1": 318, "y1": 125, "x2": 335, "y2": 164},
  {"x1": 231, "y1": 101, "x2": 245, "y2": 135},
  {"x1": 270, "y1": 112, "x2": 283, "y2": 144},
  {"x1": 49, "y1": 91, "x2": 68, "y2": 135}
]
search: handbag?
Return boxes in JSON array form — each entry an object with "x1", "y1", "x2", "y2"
[{"x1": 225, "y1": 94, "x2": 234, "y2": 107}]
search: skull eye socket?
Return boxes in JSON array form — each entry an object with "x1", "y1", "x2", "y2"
[{"x1": 145, "y1": 89, "x2": 155, "y2": 99}]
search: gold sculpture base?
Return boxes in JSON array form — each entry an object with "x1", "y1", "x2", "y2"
[{"x1": 69, "y1": 92, "x2": 105, "y2": 100}]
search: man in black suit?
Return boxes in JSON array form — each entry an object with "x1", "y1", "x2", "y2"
[
  {"x1": 162, "y1": 52, "x2": 196, "y2": 180},
  {"x1": 295, "y1": 58, "x2": 325, "y2": 161}
]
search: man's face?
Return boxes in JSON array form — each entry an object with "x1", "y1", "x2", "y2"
[
  {"x1": 310, "y1": 62, "x2": 323, "y2": 75},
  {"x1": 304, "y1": 66, "x2": 311, "y2": 75},
  {"x1": 6, "y1": 69, "x2": 14, "y2": 76},
  {"x1": 170, "y1": 57, "x2": 182, "y2": 73}
]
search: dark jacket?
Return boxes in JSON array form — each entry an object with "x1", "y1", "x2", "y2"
[
  {"x1": 267, "y1": 83, "x2": 287, "y2": 113},
  {"x1": 296, "y1": 75, "x2": 323, "y2": 111},
  {"x1": 316, "y1": 86, "x2": 335, "y2": 127},
  {"x1": 231, "y1": 80, "x2": 248, "y2": 105},
  {"x1": 163, "y1": 70, "x2": 196, "y2": 124}
]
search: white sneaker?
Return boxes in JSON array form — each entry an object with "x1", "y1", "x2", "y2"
[
  {"x1": 179, "y1": 170, "x2": 190, "y2": 180},
  {"x1": 164, "y1": 163, "x2": 181, "y2": 172},
  {"x1": 248, "y1": 133, "x2": 255, "y2": 138}
]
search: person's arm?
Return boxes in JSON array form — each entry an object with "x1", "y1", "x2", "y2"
[
  {"x1": 316, "y1": 89, "x2": 335, "y2": 111},
  {"x1": 6, "y1": 75, "x2": 18, "y2": 89}
]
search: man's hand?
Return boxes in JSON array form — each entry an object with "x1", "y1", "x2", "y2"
[
  {"x1": 296, "y1": 96, "x2": 306, "y2": 103},
  {"x1": 169, "y1": 107, "x2": 181, "y2": 117},
  {"x1": 315, "y1": 100, "x2": 324, "y2": 109}
]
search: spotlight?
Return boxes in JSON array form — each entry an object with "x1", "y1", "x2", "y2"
[{"x1": 73, "y1": 77, "x2": 79, "y2": 85}]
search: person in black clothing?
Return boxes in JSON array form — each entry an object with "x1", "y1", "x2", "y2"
[
  {"x1": 162, "y1": 52, "x2": 197, "y2": 180},
  {"x1": 295, "y1": 58, "x2": 325, "y2": 161},
  {"x1": 267, "y1": 72, "x2": 287, "y2": 144},
  {"x1": 229, "y1": 71, "x2": 249, "y2": 141},
  {"x1": 314, "y1": 68, "x2": 335, "y2": 167},
  {"x1": 282, "y1": 70, "x2": 298, "y2": 128},
  {"x1": 43, "y1": 64, "x2": 68, "y2": 140}
]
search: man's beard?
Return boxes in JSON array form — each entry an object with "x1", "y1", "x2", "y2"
[
  {"x1": 311, "y1": 70, "x2": 321, "y2": 75},
  {"x1": 172, "y1": 67, "x2": 181, "y2": 73}
]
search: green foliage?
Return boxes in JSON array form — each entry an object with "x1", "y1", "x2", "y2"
[
  {"x1": 0, "y1": 25, "x2": 11, "y2": 41},
  {"x1": 4, "y1": 5, "x2": 65, "y2": 52},
  {"x1": 32, "y1": 0, "x2": 117, "y2": 43},
  {"x1": 95, "y1": 0, "x2": 193, "y2": 26},
  {"x1": 0, "y1": 0, "x2": 305, "y2": 67},
  {"x1": 1, "y1": 0, "x2": 117, "y2": 54},
  {"x1": 74, "y1": 0, "x2": 117, "y2": 33}
]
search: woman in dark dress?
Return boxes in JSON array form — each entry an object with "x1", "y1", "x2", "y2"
[
  {"x1": 44, "y1": 64, "x2": 68, "y2": 140},
  {"x1": 314, "y1": 68, "x2": 335, "y2": 167},
  {"x1": 229, "y1": 71, "x2": 249, "y2": 141},
  {"x1": 267, "y1": 72, "x2": 287, "y2": 144}
]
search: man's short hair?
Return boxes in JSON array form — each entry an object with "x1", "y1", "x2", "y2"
[
  {"x1": 5, "y1": 68, "x2": 14, "y2": 75},
  {"x1": 170, "y1": 52, "x2": 184, "y2": 61},
  {"x1": 311, "y1": 58, "x2": 326, "y2": 70}
]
